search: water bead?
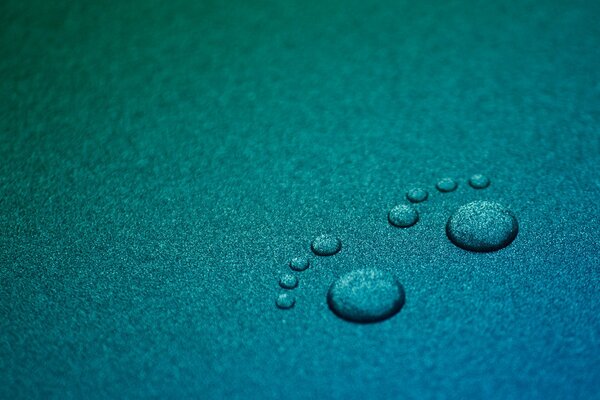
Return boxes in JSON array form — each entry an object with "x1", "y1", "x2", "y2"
[
  {"x1": 327, "y1": 269, "x2": 405, "y2": 323},
  {"x1": 289, "y1": 256, "x2": 309, "y2": 271},
  {"x1": 436, "y1": 178, "x2": 458, "y2": 192},
  {"x1": 469, "y1": 174, "x2": 490, "y2": 189},
  {"x1": 388, "y1": 204, "x2": 419, "y2": 228},
  {"x1": 279, "y1": 273, "x2": 299, "y2": 289},
  {"x1": 446, "y1": 201, "x2": 518, "y2": 252},
  {"x1": 311, "y1": 234, "x2": 342, "y2": 256},
  {"x1": 406, "y1": 188, "x2": 428, "y2": 203},
  {"x1": 276, "y1": 293, "x2": 296, "y2": 309}
]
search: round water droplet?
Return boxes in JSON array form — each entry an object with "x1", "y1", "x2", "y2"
[
  {"x1": 446, "y1": 201, "x2": 518, "y2": 252},
  {"x1": 469, "y1": 174, "x2": 490, "y2": 189},
  {"x1": 279, "y1": 273, "x2": 299, "y2": 289},
  {"x1": 436, "y1": 178, "x2": 458, "y2": 192},
  {"x1": 276, "y1": 293, "x2": 295, "y2": 309},
  {"x1": 327, "y1": 269, "x2": 405, "y2": 323},
  {"x1": 388, "y1": 204, "x2": 419, "y2": 228},
  {"x1": 311, "y1": 234, "x2": 342, "y2": 256},
  {"x1": 289, "y1": 256, "x2": 309, "y2": 271},
  {"x1": 406, "y1": 188, "x2": 428, "y2": 203}
]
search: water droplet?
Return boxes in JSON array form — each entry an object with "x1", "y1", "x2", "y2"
[
  {"x1": 289, "y1": 256, "x2": 309, "y2": 271},
  {"x1": 469, "y1": 174, "x2": 490, "y2": 189},
  {"x1": 436, "y1": 178, "x2": 458, "y2": 192},
  {"x1": 406, "y1": 188, "x2": 428, "y2": 203},
  {"x1": 388, "y1": 204, "x2": 419, "y2": 228},
  {"x1": 446, "y1": 201, "x2": 518, "y2": 252},
  {"x1": 311, "y1": 234, "x2": 342, "y2": 256},
  {"x1": 327, "y1": 269, "x2": 405, "y2": 323},
  {"x1": 279, "y1": 273, "x2": 299, "y2": 289},
  {"x1": 276, "y1": 293, "x2": 296, "y2": 309}
]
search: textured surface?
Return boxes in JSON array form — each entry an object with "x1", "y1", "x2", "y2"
[{"x1": 1, "y1": 0, "x2": 599, "y2": 399}]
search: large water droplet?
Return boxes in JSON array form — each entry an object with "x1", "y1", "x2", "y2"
[
  {"x1": 436, "y1": 178, "x2": 458, "y2": 192},
  {"x1": 276, "y1": 293, "x2": 296, "y2": 309},
  {"x1": 469, "y1": 174, "x2": 490, "y2": 189},
  {"x1": 289, "y1": 256, "x2": 309, "y2": 272},
  {"x1": 327, "y1": 269, "x2": 405, "y2": 323},
  {"x1": 279, "y1": 273, "x2": 299, "y2": 289},
  {"x1": 406, "y1": 188, "x2": 428, "y2": 203},
  {"x1": 446, "y1": 201, "x2": 518, "y2": 252},
  {"x1": 311, "y1": 234, "x2": 342, "y2": 256},
  {"x1": 388, "y1": 204, "x2": 419, "y2": 228}
]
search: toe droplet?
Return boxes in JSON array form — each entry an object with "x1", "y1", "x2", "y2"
[
  {"x1": 469, "y1": 174, "x2": 490, "y2": 189},
  {"x1": 311, "y1": 234, "x2": 342, "y2": 256},
  {"x1": 406, "y1": 188, "x2": 428, "y2": 203},
  {"x1": 289, "y1": 256, "x2": 309, "y2": 272},
  {"x1": 279, "y1": 273, "x2": 299, "y2": 289},
  {"x1": 276, "y1": 293, "x2": 296, "y2": 309},
  {"x1": 436, "y1": 178, "x2": 458, "y2": 192},
  {"x1": 388, "y1": 205, "x2": 419, "y2": 228}
]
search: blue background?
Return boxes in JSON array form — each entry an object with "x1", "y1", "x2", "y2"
[{"x1": 1, "y1": 0, "x2": 599, "y2": 398}]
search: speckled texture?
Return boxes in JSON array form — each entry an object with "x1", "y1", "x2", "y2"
[{"x1": 1, "y1": 0, "x2": 599, "y2": 399}]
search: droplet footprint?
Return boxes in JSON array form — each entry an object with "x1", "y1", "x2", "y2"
[{"x1": 275, "y1": 173, "x2": 518, "y2": 321}]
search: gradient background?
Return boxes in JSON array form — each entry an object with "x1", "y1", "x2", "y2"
[{"x1": 1, "y1": 0, "x2": 599, "y2": 398}]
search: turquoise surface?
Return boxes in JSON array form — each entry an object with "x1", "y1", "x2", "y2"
[{"x1": 1, "y1": 0, "x2": 599, "y2": 398}]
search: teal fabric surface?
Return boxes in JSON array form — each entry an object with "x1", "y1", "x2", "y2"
[{"x1": 1, "y1": 0, "x2": 599, "y2": 398}]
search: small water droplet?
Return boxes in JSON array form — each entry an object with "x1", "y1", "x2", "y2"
[
  {"x1": 289, "y1": 256, "x2": 309, "y2": 271},
  {"x1": 406, "y1": 188, "x2": 428, "y2": 203},
  {"x1": 446, "y1": 201, "x2": 518, "y2": 252},
  {"x1": 327, "y1": 269, "x2": 405, "y2": 323},
  {"x1": 469, "y1": 174, "x2": 490, "y2": 189},
  {"x1": 311, "y1": 234, "x2": 342, "y2": 256},
  {"x1": 388, "y1": 205, "x2": 419, "y2": 228},
  {"x1": 279, "y1": 273, "x2": 299, "y2": 289},
  {"x1": 276, "y1": 293, "x2": 296, "y2": 309},
  {"x1": 436, "y1": 178, "x2": 458, "y2": 192}
]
